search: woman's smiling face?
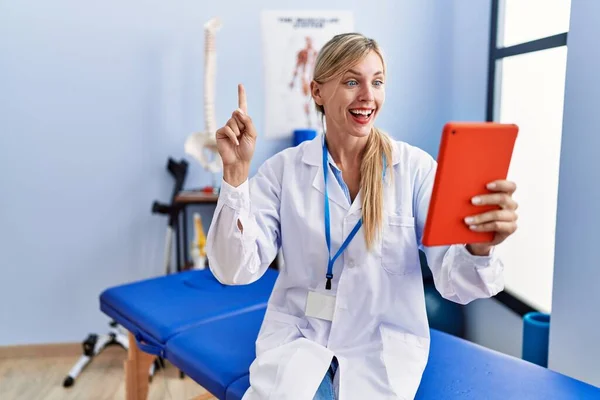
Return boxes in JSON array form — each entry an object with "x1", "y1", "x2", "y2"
[{"x1": 312, "y1": 50, "x2": 385, "y2": 138}]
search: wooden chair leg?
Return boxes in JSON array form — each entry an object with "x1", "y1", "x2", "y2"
[{"x1": 125, "y1": 332, "x2": 155, "y2": 400}]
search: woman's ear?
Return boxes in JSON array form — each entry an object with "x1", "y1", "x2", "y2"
[{"x1": 310, "y1": 81, "x2": 322, "y2": 106}]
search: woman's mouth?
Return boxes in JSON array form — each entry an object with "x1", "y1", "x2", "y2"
[{"x1": 348, "y1": 108, "x2": 374, "y2": 125}]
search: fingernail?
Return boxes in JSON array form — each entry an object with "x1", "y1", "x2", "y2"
[
  {"x1": 464, "y1": 217, "x2": 474, "y2": 224},
  {"x1": 472, "y1": 197, "x2": 481, "y2": 205},
  {"x1": 236, "y1": 108, "x2": 245, "y2": 115},
  {"x1": 487, "y1": 182, "x2": 496, "y2": 189},
  {"x1": 469, "y1": 225, "x2": 477, "y2": 230}
]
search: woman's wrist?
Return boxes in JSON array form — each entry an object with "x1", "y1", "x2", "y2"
[
  {"x1": 466, "y1": 243, "x2": 493, "y2": 256},
  {"x1": 223, "y1": 164, "x2": 250, "y2": 187}
]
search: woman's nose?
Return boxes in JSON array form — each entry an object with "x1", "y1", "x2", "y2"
[{"x1": 358, "y1": 85, "x2": 374, "y2": 102}]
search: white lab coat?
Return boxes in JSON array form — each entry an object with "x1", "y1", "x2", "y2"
[{"x1": 206, "y1": 134, "x2": 504, "y2": 400}]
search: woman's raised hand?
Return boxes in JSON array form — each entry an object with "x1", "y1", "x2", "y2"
[{"x1": 216, "y1": 84, "x2": 258, "y2": 186}]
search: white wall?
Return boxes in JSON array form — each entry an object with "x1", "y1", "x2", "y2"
[
  {"x1": 448, "y1": 0, "x2": 491, "y2": 123},
  {"x1": 547, "y1": 0, "x2": 600, "y2": 387},
  {"x1": 0, "y1": 0, "x2": 455, "y2": 346},
  {"x1": 464, "y1": 298, "x2": 523, "y2": 358}
]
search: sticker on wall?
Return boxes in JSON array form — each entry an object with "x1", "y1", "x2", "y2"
[{"x1": 261, "y1": 10, "x2": 354, "y2": 139}]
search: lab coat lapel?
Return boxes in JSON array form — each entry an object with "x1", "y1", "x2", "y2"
[
  {"x1": 301, "y1": 133, "x2": 403, "y2": 213},
  {"x1": 302, "y1": 135, "x2": 350, "y2": 211},
  {"x1": 348, "y1": 190, "x2": 362, "y2": 217},
  {"x1": 311, "y1": 165, "x2": 351, "y2": 211}
]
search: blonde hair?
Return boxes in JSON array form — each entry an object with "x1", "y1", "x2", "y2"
[{"x1": 312, "y1": 33, "x2": 393, "y2": 250}]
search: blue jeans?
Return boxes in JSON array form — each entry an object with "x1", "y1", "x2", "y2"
[{"x1": 313, "y1": 358, "x2": 339, "y2": 400}]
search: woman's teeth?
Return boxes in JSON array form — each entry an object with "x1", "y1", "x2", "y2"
[
  {"x1": 349, "y1": 109, "x2": 374, "y2": 124},
  {"x1": 350, "y1": 109, "x2": 373, "y2": 116}
]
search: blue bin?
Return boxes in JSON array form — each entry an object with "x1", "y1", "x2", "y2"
[
  {"x1": 522, "y1": 312, "x2": 550, "y2": 367},
  {"x1": 293, "y1": 129, "x2": 317, "y2": 146}
]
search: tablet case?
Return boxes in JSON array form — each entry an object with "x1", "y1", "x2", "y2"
[{"x1": 422, "y1": 122, "x2": 518, "y2": 247}]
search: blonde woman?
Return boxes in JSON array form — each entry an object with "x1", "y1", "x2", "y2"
[{"x1": 206, "y1": 33, "x2": 518, "y2": 400}]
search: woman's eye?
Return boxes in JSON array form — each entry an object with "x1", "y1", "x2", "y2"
[
  {"x1": 373, "y1": 80, "x2": 384, "y2": 86},
  {"x1": 346, "y1": 80, "x2": 358, "y2": 86}
]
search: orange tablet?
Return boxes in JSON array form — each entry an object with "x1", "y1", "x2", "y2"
[{"x1": 422, "y1": 122, "x2": 519, "y2": 247}]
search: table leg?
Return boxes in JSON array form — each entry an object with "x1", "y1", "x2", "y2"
[
  {"x1": 124, "y1": 332, "x2": 154, "y2": 400},
  {"x1": 175, "y1": 209, "x2": 182, "y2": 273},
  {"x1": 183, "y1": 206, "x2": 189, "y2": 269}
]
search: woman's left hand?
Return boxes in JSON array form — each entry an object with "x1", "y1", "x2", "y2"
[{"x1": 464, "y1": 180, "x2": 518, "y2": 256}]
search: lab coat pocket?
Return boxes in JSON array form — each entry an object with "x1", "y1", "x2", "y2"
[
  {"x1": 379, "y1": 324, "x2": 430, "y2": 400},
  {"x1": 255, "y1": 309, "x2": 308, "y2": 355},
  {"x1": 382, "y1": 215, "x2": 420, "y2": 275}
]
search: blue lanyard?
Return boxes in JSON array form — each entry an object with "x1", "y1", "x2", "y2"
[{"x1": 322, "y1": 137, "x2": 386, "y2": 290}]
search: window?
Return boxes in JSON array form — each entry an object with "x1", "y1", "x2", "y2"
[
  {"x1": 499, "y1": 0, "x2": 571, "y2": 47},
  {"x1": 487, "y1": 0, "x2": 571, "y2": 314}
]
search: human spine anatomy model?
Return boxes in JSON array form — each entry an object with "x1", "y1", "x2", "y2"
[{"x1": 185, "y1": 17, "x2": 223, "y2": 174}]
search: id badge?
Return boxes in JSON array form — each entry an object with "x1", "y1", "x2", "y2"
[{"x1": 305, "y1": 290, "x2": 336, "y2": 321}]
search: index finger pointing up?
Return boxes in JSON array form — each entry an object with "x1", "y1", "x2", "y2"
[{"x1": 238, "y1": 83, "x2": 248, "y2": 114}]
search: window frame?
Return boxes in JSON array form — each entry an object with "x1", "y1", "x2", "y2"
[{"x1": 485, "y1": 0, "x2": 569, "y2": 316}]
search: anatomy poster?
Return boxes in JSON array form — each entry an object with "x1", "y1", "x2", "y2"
[{"x1": 261, "y1": 11, "x2": 354, "y2": 139}]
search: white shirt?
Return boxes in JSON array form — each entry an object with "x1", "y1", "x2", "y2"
[{"x1": 206, "y1": 134, "x2": 504, "y2": 400}]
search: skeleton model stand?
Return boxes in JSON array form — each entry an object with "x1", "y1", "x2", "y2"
[
  {"x1": 63, "y1": 321, "x2": 158, "y2": 387},
  {"x1": 63, "y1": 158, "x2": 187, "y2": 389}
]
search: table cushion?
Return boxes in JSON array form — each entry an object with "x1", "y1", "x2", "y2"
[
  {"x1": 416, "y1": 329, "x2": 600, "y2": 399},
  {"x1": 99, "y1": 268, "x2": 277, "y2": 353},
  {"x1": 226, "y1": 375, "x2": 250, "y2": 400},
  {"x1": 218, "y1": 328, "x2": 600, "y2": 400},
  {"x1": 165, "y1": 308, "x2": 265, "y2": 400}
]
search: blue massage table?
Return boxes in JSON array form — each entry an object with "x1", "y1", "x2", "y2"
[
  {"x1": 100, "y1": 268, "x2": 278, "y2": 357},
  {"x1": 99, "y1": 268, "x2": 600, "y2": 400}
]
